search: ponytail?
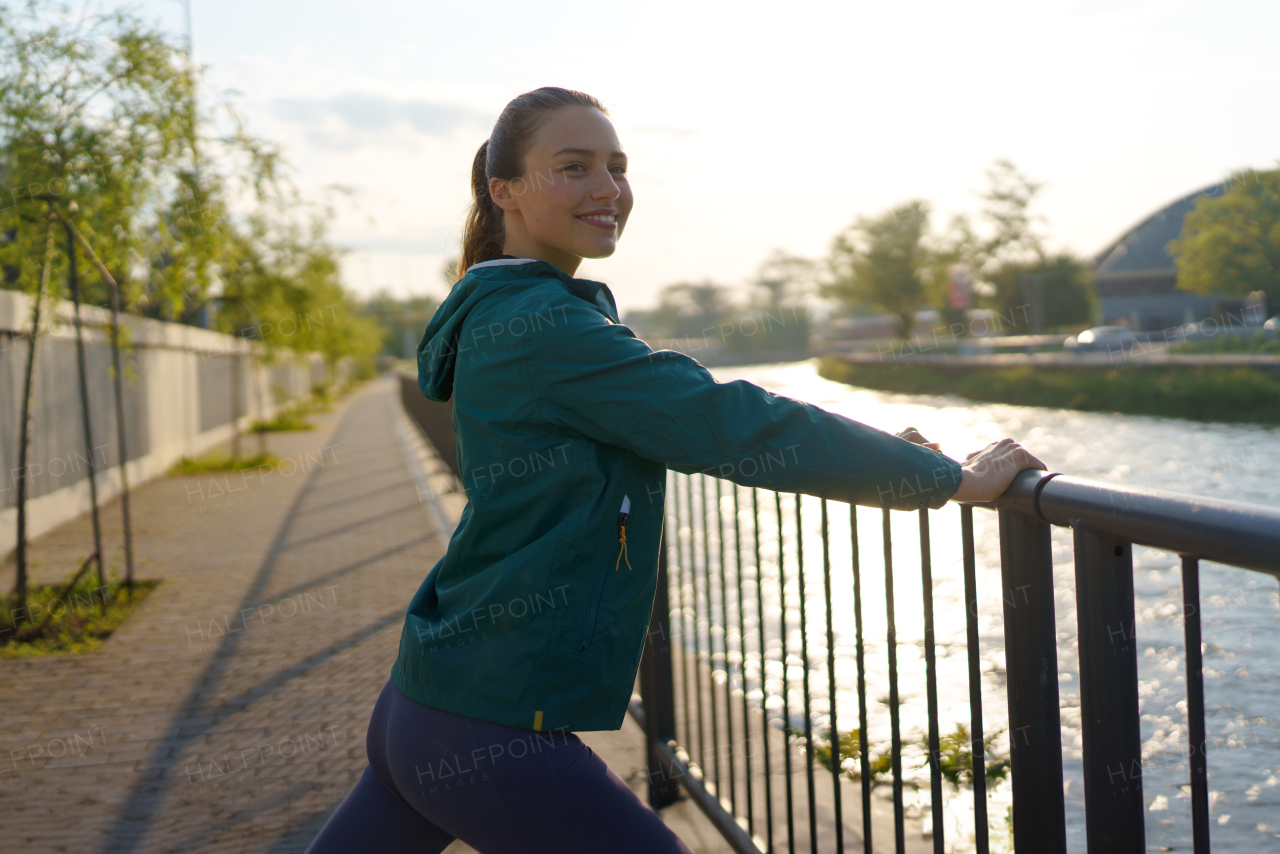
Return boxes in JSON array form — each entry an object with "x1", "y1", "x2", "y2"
[
  {"x1": 459, "y1": 140, "x2": 504, "y2": 274},
  {"x1": 456, "y1": 87, "x2": 607, "y2": 279}
]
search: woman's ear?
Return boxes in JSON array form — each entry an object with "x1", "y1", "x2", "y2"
[{"x1": 490, "y1": 176, "x2": 521, "y2": 213}]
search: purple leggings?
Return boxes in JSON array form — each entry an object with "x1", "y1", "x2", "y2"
[{"x1": 304, "y1": 679, "x2": 692, "y2": 854}]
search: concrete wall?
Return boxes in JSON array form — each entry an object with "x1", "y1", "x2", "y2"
[{"x1": 0, "y1": 289, "x2": 326, "y2": 561}]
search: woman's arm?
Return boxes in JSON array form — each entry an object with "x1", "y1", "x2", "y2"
[{"x1": 523, "y1": 293, "x2": 964, "y2": 510}]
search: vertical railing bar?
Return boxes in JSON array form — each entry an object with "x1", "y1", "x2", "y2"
[
  {"x1": 883, "y1": 506, "x2": 906, "y2": 854},
  {"x1": 797, "y1": 496, "x2": 818, "y2": 854},
  {"x1": 821, "y1": 499, "x2": 844, "y2": 853},
  {"x1": 690, "y1": 476, "x2": 706, "y2": 778},
  {"x1": 717, "y1": 479, "x2": 738, "y2": 814},
  {"x1": 960, "y1": 506, "x2": 989, "y2": 854},
  {"x1": 997, "y1": 505, "x2": 1067, "y2": 852},
  {"x1": 675, "y1": 474, "x2": 692, "y2": 762},
  {"x1": 919, "y1": 509, "x2": 944, "y2": 853},
  {"x1": 778, "y1": 492, "x2": 796, "y2": 854},
  {"x1": 703, "y1": 476, "x2": 722, "y2": 795},
  {"x1": 734, "y1": 485, "x2": 754, "y2": 832},
  {"x1": 1073, "y1": 527, "x2": 1144, "y2": 853},
  {"x1": 851, "y1": 505, "x2": 872, "y2": 854},
  {"x1": 1181, "y1": 554, "x2": 1211, "y2": 854},
  {"x1": 755, "y1": 489, "x2": 776, "y2": 853}
]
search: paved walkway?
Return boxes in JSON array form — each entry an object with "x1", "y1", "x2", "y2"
[{"x1": 0, "y1": 378, "x2": 732, "y2": 853}]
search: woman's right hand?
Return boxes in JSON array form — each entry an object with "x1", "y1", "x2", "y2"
[{"x1": 950, "y1": 438, "x2": 1047, "y2": 503}]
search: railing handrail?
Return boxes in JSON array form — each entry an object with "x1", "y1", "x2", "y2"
[{"x1": 985, "y1": 469, "x2": 1280, "y2": 576}]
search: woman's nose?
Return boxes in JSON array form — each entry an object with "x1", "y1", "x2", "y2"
[{"x1": 590, "y1": 174, "x2": 620, "y2": 201}]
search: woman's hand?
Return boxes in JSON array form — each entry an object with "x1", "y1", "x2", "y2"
[
  {"x1": 950, "y1": 438, "x2": 1047, "y2": 503},
  {"x1": 895, "y1": 426, "x2": 940, "y2": 451}
]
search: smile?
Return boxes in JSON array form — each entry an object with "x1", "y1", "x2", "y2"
[{"x1": 577, "y1": 213, "x2": 617, "y2": 229}]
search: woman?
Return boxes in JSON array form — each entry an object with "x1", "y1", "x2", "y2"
[{"x1": 307, "y1": 87, "x2": 1043, "y2": 854}]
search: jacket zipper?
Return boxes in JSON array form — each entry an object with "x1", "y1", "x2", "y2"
[{"x1": 581, "y1": 496, "x2": 631, "y2": 651}]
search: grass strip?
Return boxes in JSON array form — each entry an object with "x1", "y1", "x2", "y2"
[
  {"x1": 169, "y1": 452, "x2": 280, "y2": 475},
  {"x1": 1, "y1": 570, "x2": 159, "y2": 657},
  {"x1": 818, "y1": 355, "x2": 1280, "y2": 425}
]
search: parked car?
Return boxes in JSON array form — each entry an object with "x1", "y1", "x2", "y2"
[{"x1": 1065, "y1": 325, "x2": 1137, "y2": 354}]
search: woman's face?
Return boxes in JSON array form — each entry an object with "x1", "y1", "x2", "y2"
[{"x1": 491, "y1": 105, "x2": 632, "y2": 275}]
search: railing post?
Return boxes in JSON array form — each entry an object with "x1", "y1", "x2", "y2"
[
  {"x1": 1072, "y1": 525, "x2": 1145, "y2": 853},
  {"x1": 997, "y1": 504, "x2": 1067, "y2": 853},
  {"x1": 641, "y1": 530, "x2": 682, "y2": 809}
]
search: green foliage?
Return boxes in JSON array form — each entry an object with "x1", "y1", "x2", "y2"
[
  {"x1": 932, "y1": 724, "x2": 1010, "y2": 788},
  {"x1": 811, "y1": 727, "x2": 893, "y2": 783},
  {"x1": 752, "y1": 249, "x2": 815, "y2": 312},
  {"x1": 1170, "y1": 330, "x2": 1280, "y2": 355},
  {"x1": 169, "y1": 451, "x2": 280, "y2": 474},
  {"x1": 249, "y1": 405, "x2": 314, "y2": 433},
  {"x1": 1170, "y1": 169, "x2": 1280, "y2": 306},
  {"x1": 983, "y1": 254, "x2": 1099, "y2": 332},
  {"x1": 1, "y1": 570, "x2": 159, "y2": 657},
  {"x1": 818, "y1": 356, "x2": 1280, "y2": 425},
  {"x1": 972, "y1": 158, "x2": 1046, "y2": 271},
  {"x1": 360, "y1": 291, "x2": 439, "y2": 359},
  {"x1": 0, "y1": 2, "x2": 202, "y2": 309},
  {"x1": 824, "y1": 201, "x2": 931, "y2": 338},
  {"x1": 624, "y1": 273, "x2": 811, "y2": 355},
  {"x1": 811, "y1": 723, "x2": 1010, "y2": 789},
  {"x1": 0, "y1": 1, "x2": 381, "y2": 375}
]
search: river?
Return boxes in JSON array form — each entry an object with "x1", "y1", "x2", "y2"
[{"x1": 702, "y1": 359, "x2": 1280, "y2": 853}]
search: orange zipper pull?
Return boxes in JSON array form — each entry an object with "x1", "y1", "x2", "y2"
[{"x1": 615, "y1": 495, "x2": 632, "y2": 571}]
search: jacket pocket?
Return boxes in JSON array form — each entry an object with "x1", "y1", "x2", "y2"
[
  {"x1": 580, "y1": 495, "x2": 632, "y2": 652},
  {"x1": 579, "y1": 553, "x2": 613, "y2": 651}
]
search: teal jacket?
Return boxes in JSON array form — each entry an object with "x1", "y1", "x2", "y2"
[{"x1": 391, "y1": 257, "x2": 963, "y2": 733}]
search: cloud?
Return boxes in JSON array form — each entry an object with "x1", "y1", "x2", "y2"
[
  {"x1": 335, "y1": 231, "x2": 452, "y2": 255},
  {"x1": 273, "y1": 94, "x2": 491, "y2": 148}
]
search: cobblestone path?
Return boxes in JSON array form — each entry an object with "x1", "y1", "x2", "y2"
[
  {"x1": 0, "y1": 379, "x2": 446, "y2": 852},
  {"x1": 0, "y1": 378, "x2": 732, "y2": 854}
]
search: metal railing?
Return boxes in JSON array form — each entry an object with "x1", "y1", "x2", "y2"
[{"x1": 633, "y1": 469, "x2": 1280, "y2": 854}]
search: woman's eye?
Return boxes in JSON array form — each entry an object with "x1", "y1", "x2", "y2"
[
  {"x1": 561, "y1": 163, "x2": 586, "y2": 174},
  {"x1": 610, "y1": 165, "x2": 627, "y2": 176}
]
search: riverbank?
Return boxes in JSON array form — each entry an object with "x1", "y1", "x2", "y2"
[{"x1": 817, "y1": 354, "x2": 1280, "y2": 425}]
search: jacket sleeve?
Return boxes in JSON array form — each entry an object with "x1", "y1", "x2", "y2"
[{"x1": 523, "y1": 292, "x2": 963, "y2": 510}]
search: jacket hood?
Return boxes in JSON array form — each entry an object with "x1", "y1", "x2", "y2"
[{"x1": 416, "y1": 257, "x2": 618, "y2": 401}]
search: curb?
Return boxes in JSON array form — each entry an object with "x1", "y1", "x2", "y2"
[{"x1": 392, "y1": 396, "x2": 466, "y2": 542}]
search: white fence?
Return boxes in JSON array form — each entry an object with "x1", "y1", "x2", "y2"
[{"x1": 0, "y1": 289, "x2": 334, "y2": 562}]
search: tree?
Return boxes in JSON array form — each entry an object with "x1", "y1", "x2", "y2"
[
  {"x1": 933, "y1": 159, "x2": 1048, "y2": 294},
  {"x1": 751, "y1": 249, "x2": 815, "y2": 313},
  {"x1": 624, "y1": 280, "x2": 735, "y2": 340},
  {"x1": 0, "y1": 2, "x2": 202, "y2": 309},
  {"x1": 984, "y1": 253, "x2": 1098, "y2": 332},
  {"x1": 1169, "y1": 168, "x2": 1280, "y2": 307},
  {"x1": 823, "y1": 200, "x2": 930, "y2": 338},
  {"x1": 0, "y1": 1, "x2": 381, "y2": 367},
  {"x1": 975, "y1": 158, "x2": 1045, "y2": 271},
  {"x1": 361, "y1": 291, "x2": 439, "y2": 359}
]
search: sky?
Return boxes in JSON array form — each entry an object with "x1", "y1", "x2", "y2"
[{"x1": 121, "y1": 0, "x2": 1280, "y2": 313}]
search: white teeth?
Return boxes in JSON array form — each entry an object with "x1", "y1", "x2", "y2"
[{"x1": 582, "y1": 214, "x2": 615, "y2": 222}]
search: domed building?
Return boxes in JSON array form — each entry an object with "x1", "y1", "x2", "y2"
[{"x1": 1093, "y1": 182, "x2": 1252, "y2": 331}]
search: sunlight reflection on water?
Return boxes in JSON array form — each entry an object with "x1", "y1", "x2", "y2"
[{"x1": 694, "y1": 359, "x2": 1280, "y2": 853}]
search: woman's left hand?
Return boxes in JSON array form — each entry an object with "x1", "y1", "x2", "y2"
[{"x1": 896, "y1": 426, "x2": 940, "y2": 452}]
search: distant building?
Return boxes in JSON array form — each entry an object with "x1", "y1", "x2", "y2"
[{"x1": 1093, "y1": 184, "x2": 1252, "y2": 331}]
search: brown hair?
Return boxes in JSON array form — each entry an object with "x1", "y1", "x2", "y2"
[{"x1": 457, "y1": 87, "x2": 607, "y2": 276}]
